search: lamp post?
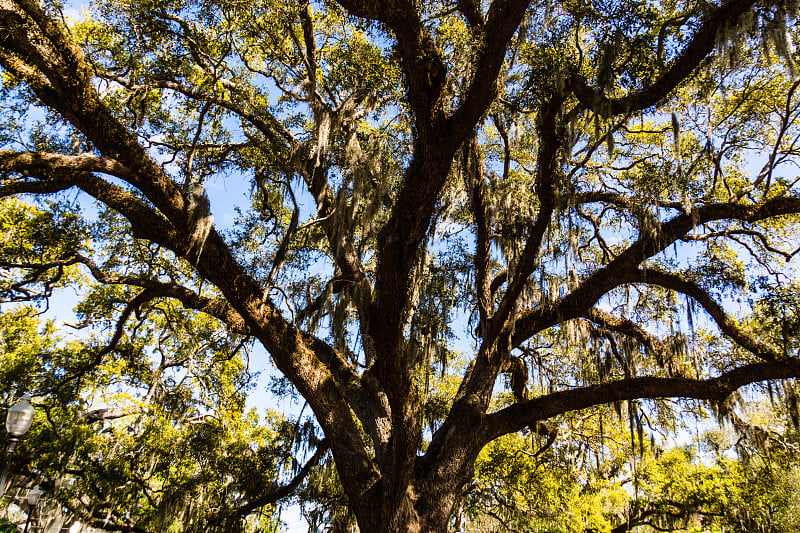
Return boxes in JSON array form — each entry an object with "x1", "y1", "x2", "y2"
[
  {"x1": 0, "y1": 394, "x2": 35, "y2": 499},
  {"x1": 22, "y1": 486, "x2": 42, "y2": 533}
]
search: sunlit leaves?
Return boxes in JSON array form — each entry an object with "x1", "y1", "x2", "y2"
[{"x1": 0, "y1": 198, "x2": 87, "y2": 303}]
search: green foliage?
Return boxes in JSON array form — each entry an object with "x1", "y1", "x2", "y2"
[
  {"x1": 0, "y1": 521, "x2": 20, "y2": 533},
  {"x1": 0, "y1": 299, "x2": 305, "y2": 532},
  {"x1": 459, "y1": 403, "x2": 800, "y2": 533}
]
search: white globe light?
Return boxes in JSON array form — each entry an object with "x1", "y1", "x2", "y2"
[
  {"x1": 6, "y1": 394, "x2": 35, "y2": 438},
  {"x1": 27, "y1": 486, "x2": 43, "y2": 506}
]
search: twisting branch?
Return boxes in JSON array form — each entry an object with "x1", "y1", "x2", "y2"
[
  {"x1": 0, "y1": 257, "x2": 81, "y2": 302},
  {"x1": 569, "y1": 0, "x2": 761, "y2": 117},
  {"x1": 57, "y1": 287, "x2": 166, "y2": 390},
  {"x1": 72, "y1": 254, "x2": 252, "y2": 334},
  {"x1": 230, "y1": 439, "x2": 330, "y2": 520},
  {"x1": 681, "y1": 228, "x2": 794, "y2": 261},
  {"x1": 106, "y1": 75, "x2": 294, "y2": 146},
  {"x1": 628, "y1": 268, "x2": 783, "y2": 361},
  {"x1": 582, "y1": 308, "x2": 672, "y2": 369},
  {"x1": 462, "y1": 136, "x2": 493, "y2": 335},
  {"x1": 576, "y1": 205, "x2": 615, "y2": 262},
  {"x1": 481, "y1": 359, "x2": 800, "y2": 443},
  {"x1": 487, "y1": 92, "x2": 565, "y2": 347}
]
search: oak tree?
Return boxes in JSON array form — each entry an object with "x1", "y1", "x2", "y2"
[{"x1": 2, "y1": 0, "x2": 800, "y2": 530}]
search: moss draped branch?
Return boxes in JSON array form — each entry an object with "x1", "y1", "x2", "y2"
[
  {"x1": 627, "y1": 268, "x2": 783, "y2": 361},
  {"x1": 481, "y1": 358, "x2": 800, "y2": 443},
  {"x1": 569, "y1": 0, "x2": 761, "y2": 117},
  {"x1": 510, "y1": 194, "x2": 800, "y2": 348}
]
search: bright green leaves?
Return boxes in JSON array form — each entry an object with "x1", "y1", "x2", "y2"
[
  {"x1": 0, "y1": 198, "x2": 85, "y2": 261},
  {"x1": 0, "y1": 300, "x2": 294, "y2": 532},
  {"x1": 751, "y1": 278, "x2": 800, "y2": 357},
  {"x1": 465, "y1": 401, "x2": 800, "y2": 532},
  {"x1": 0, "y1": 307, "x2": 57, "y2": 398},
  {"x1": 468, "y1": 429, "x2": 627, "y2": 532},
  {"x1": 321, "y1": 23, "x2": 401, "y2": 100},
  {"x1": 0, "y1": 198, "x2": 87, "y2": 303}
]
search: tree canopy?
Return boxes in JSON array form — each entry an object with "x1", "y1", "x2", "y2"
[{"x1": 1, "y1": 0, "x2": 800, "y2": 530}]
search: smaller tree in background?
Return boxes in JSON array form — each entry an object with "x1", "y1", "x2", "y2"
[{"x1": 0, "y1": 201, "x2": 325, "y2": 532}]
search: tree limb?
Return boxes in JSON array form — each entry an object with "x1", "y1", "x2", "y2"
[
  {"x1": 569, "y1": 0, "x2": 760, "y2": 117},
  {"x1": 628, "y1": 268, "x2": 783, "y2": 361},
  {"x1": 482, "y1": 358, "x2": 800, "y2": 443},
  {"x1": 462, "y1": 136, "x2": 493, "y2": 335},
  {"x1": 81, "y1": 407, "x2": 140, "y2": 422},
  {"x1": 457, "y1": 0, "x2": 484, "y2": 29},
  {"x1": 230, "y1": 439, "x2": 329, "y2": 520},
  {"x1": 0, "y1": 150, "x2": 134, "y2": 180}
]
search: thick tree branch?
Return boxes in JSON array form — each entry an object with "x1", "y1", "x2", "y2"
[
  {"x1": 0, "y1": 177, "x2": 77, "y2": 197},
  {"x1": 337, "y1": 0, "x2": 444, "y2": 120},
  {"x1": 230, "y1": 439, "x2": 330, "y2": 520},
  {"x1": 569, "y1": 0, "x2": 760, "y2": 117},
  {"x1": 331, "y1": 0, "x2": 405, "y2": 23},
  {"x1": 457, "y1": 0, "x2": 484, "y2": 29},
  {"x1": 482, "y1": 358, "x2": 800, "y2": 443},
  {"x1": 298, "y1": 1, "x2": 318, "y2": 92},
  {"x1": 81, "y1": 407, "x2": 140, "y2": 422},
  {"x1": 418, "y1": 90, "x2": 565, "y2": 503},
  {"x1": 0, "y1": 150, "x2": 134, "y2": 180},
  {"x1": 629, "y1": 268, "x2": 783, "y2": 361},
  {"x1": 0, "y1": 157, "x2": 186, "y2": 261}
]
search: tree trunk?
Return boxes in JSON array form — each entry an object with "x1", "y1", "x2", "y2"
[
  {"x1": 353, "y1": 485, "x2": 459, "y2": 533},
  {"x1": 348, "y1": 442, "x2": 476, "y2": 533}
]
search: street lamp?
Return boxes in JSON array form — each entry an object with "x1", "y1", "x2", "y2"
[
  {"x1": 23, "y1": 486, "x2": 43, "y2": 533},
  {"x1": 0, "y1": 394, "x2": 36, "y2": 498}
]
